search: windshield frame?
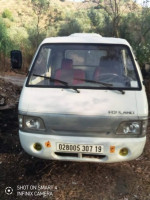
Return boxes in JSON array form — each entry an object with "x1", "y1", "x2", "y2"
[{"x1": 26, "y1": 43, "x2": 142, "y2": 91}]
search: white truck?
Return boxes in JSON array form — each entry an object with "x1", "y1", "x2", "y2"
[{"x1": 11, "y1": 33, "x2": 148, "y2": 163}]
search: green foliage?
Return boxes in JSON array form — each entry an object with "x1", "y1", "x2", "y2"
[
  {"x1": 31, "y1": 0, "x2": 50, "y2": 14},
  {"x1": 135, "y1": 44, "x2": 150, "y2": 66},
  {"x1": 30, "y1": 0, "x2": 50, "y2": 47},
  {"x1": 8, "y1": 26, "x2": 29, "y2": 48},
  {"x1": 88, "y1": 8, "x2": 101, "y2": 27},
  {"x1": 1, "y1": 0, "x2": 150, "y2": 71},
  {"x1": 0, "y1": 17, "x2": 15, "y2": 70},
  {"x1": 88, "y1": 8, "x2": 112, "y2": 36},
  {"x1": 119, "y1": 13, "x2": 138, "y2": 43},
  {"x1": 2, "y1": 9, "x2": 13, "y2": 21},
  {"x1": 140, "y1": 7, "x2": 150, "y2": 43},
  {"x1": 119, "y1": 9, "x2": 150, "y2": 66},
  {"x1": 59, "y1": 19, "x2": 83, "y2": 36},
  {"x1": 31, "y1": 0, "x2": 49, "y2": 7},
  {"x1": 58, "y1": 11, "x2": 91, "y2": 36},
  {"x1": 0, "y1": 18, "x2": 7, "y2": 53},
  {"x1": 46, "y1": 26, "x2": 58, "y2": 37},
  {"x1": 0, "y1": 18, "x2": 13, "y2": 54},
  {"x1": 27, "y1": 26, "x2": 46, "y2": 53}
]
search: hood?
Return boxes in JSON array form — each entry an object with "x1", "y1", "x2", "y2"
[{"x1": 19, "y1": 87, "x2": 142, "y2": 117}]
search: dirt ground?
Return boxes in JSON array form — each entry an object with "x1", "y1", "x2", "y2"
[{"x1": 0, "y1": 77, "x2": 150, "y2": 200}]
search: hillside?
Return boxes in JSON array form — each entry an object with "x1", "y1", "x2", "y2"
[
  {"x1": 0, "y1": 0, "x2": 142, "y2": 35},
  {"x1": 0, "y1": 0, "x2": 78, "y2": 26},
  {"x1": 0, "y1": 0, "x2": 150, "y2": 71}
]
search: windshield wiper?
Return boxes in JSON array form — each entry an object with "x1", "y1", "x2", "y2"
[
  {"x1": 75, "y1": 78, "x2": 125, "y2": 94},
  {"x1": 32, "y1": 74, "x2": 80, "y2": 93}
]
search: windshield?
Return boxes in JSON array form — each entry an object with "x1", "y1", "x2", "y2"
[{"x1": 28, "y1": 44, "x2": 140, "y2": 90}]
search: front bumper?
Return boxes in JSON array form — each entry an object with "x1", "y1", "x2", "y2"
[{"x1": 19, "y1": 130, "x2": 146, "y2": 163}]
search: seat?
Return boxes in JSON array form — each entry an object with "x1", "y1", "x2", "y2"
[
  {"x1": 54, "y1": 59, "x2": 85, "y2": 86},
  {"x1": 73, "y1": 69, "x2": 85, "y2": 85},
  {"x1": 54, "y1": 59, "x2": 74, "y2": 85},
  {"x1": 93, "y1": 56, "x2": 122, "y2": 81}
]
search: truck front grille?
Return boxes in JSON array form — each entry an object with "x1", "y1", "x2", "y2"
[{"x1": 55, "y1": 152, "x2": 107, "y2": 160}]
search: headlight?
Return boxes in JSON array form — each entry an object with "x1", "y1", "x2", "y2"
[
  {"x1": 18, "y1": 115, "x2": 45, "y2": 131},
  {"x1": 116, "y1": 120, "x2": 148, "y2": 135}
]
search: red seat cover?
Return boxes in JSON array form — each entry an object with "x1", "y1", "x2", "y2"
[{"x1": 54, "y1": 59, "x2": 85, "y2": 86}]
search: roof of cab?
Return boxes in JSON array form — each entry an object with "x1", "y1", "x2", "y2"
[{"x1": 41, "y1": 33, "x2": 130, "y2": 46}]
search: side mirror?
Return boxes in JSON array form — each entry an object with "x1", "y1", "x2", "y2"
[{"x1": 10, "y1": 50, "x2": 22, "y2": 69}]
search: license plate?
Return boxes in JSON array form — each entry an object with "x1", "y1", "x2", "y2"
[{"x1": 56, "y1": 143, "x2": 103, "y2": 154}]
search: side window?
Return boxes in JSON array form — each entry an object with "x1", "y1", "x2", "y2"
[
  {"x1": 33, "y1": 47, "x2": 51, "y2": 75},
  {"x1": 29, "y1": 47, "x2": 51, "y2": 85},
  {"x1": 121, "y1": 49, "x2": 136, "y2": 80}
]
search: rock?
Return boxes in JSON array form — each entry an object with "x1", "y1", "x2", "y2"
[
  {"x1": 0, "y1": 97, "x2": 5, "y2": 106},
  {"x1": 72, "y1": 181, "x2": 77, "y2": 185}
]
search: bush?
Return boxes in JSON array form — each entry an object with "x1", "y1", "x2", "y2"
[
  {"x1": 0, "y1": 18, "x2": 13, "y2": 54},
  {"x1": 134, "y1": 43, "x2": 150, "y2": 66},
  {"x1": 58, "y1": 11, "x2": 91, "y2": 36},
  {"x1": 2, "y1": 9, "x2": 13, "y2": 21}
]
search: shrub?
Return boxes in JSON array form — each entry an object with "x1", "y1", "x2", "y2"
[{"x1": 2, "y1": 9, "x2": 13, "y2": 21}]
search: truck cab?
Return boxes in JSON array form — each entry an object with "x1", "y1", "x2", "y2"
[{"x1": 12, "y1": 33, "x2": 148, "y2": 163}]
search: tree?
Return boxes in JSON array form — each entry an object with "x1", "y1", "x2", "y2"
[
  {"x1": 58, "y1": 11, "x2": 91, "y2": 36},
  {"x1": 119, "y1": 6, "x2": 150, "y2": 65},
  {"x1": 27, "y1": 25, "x2": 46, "y2": 54},
  {"x1": 134, "y1": 7, "x2": 150, "y2": 65},
  {"x1": 88, "y1": 8, "x2": 103, "y2": 33},
  {"x1": 30, "y1": 0, "x2": 50, "y2": 47},
  {"x1": 0, "y1": 18, "x2": 8, "y2": 54},
  {"x1": 139, "y1": 6, "x2": 150, "y2": 44},
  {"x1": 92, "y1": 0, "x2": 136, "y2": 37},
  {"x1": 59, "y1": 19, "x2": 83, "y2": 36},
  {"x1": 46, "y1": 6, "x2": 66, "y2": 36},
  {"x1": 0, "y1": 18, "x2": 13, "y2": 69}
]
